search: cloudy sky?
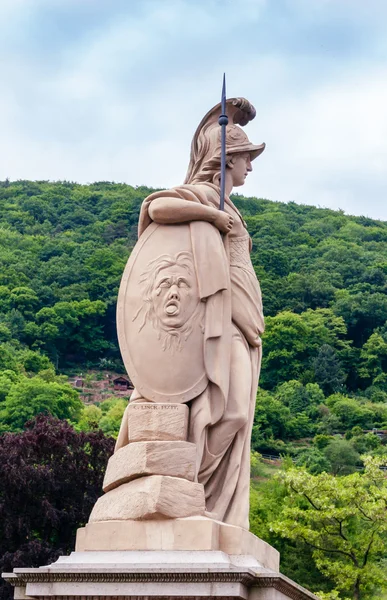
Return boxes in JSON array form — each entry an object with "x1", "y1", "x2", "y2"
[{"x1": 1, "y1": 0, "x2": 386, "y2": 220}]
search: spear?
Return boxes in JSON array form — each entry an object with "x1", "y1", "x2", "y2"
[{"x1": 218, "y1": 73, "x2": 228, "y2": 212}]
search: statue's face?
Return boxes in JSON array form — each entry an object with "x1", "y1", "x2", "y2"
[
  {"x1": 151, "y1": 264, "x2": 199, "y2": 328},
  {"x1": 231, "y1": 152, "x2": 252, "y2": 187}
]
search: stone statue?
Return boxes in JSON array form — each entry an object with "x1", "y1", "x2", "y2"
[
  {"x1": 4, "y1": 97, "x2": 322, "y2": 600},
  {"x1": 85, "y1": 96, "x2": 266, "y2": 538}
]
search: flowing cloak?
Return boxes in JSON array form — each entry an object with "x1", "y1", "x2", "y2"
[{"x1": 116, "y1": 182, "x2": 264, "y2": 530}]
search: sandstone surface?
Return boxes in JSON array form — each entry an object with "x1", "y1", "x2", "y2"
[
  {"x1": 90, "y1": 475, "x2": 205, "y2": 521},
  {"x1": 103, "y1": 441, "x2": 196, "y2": 492},
  {"x1": 128, "y1": 403, "x2": 189, "y2": 442}
]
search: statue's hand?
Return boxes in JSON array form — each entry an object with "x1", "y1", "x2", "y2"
[{"x1": 213, "y1": 211, "x2": 234, "y2": 234}]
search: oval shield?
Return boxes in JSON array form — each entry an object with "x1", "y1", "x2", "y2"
[{"x1": 117, "y1": 223, "x2": 208, "y2": 403}]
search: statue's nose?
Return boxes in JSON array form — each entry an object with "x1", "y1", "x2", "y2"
[{"x1": 168, "y1": 285, "x2": 180, "y2": 300}]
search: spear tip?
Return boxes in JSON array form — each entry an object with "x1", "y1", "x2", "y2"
[
  {"x1": 219, "y1": 73, "x2": 228, "y2": 126},
  {"x1": 221, "y1": 73, "x2": 226, "y2": 112}
]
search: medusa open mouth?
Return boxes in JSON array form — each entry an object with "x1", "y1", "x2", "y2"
[{"x1": 165, "y1": 300, "x2": 179, "y2": 316}]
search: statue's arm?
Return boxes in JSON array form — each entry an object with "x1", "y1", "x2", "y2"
[{"x1": 149, "y1": 197, "x2": 233, "y2": 234}]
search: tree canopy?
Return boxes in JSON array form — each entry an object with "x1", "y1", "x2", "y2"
[
  {"x1": 271, "y1": 457, "x2": 387, "y2": 600},
  {"x1": 0, "y1": 415, "x2": 114, "y2": 600},
  {"x1": 1, "y1": 180, "x2": 387, "y2": 598}
]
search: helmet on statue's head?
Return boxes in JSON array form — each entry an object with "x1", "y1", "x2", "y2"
[{"x1": 184, "y1": 97, "x2": 265, "y2": 185}]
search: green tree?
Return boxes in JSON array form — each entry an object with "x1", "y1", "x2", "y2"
[
  {"x1": 359, "y1": 332, "x2": 387, "y2": 388},
  {"x1": 250, "y1": 476, "x2": 334, "y2": 594},
  {"x1": 9, "y1": 286, "x2": 39, "y2": 315},
  {"x1": 250, "y1": 451, "x2": 265, "y2": 477},
  {"x1": 351, "y1": 433, "x2": 382, "y2": 454},
  {"x1": 286, "y1": 412, "x2": 315, "y2": 438},
  {"x1": 0, "y1": 343, "x2": 52, "y2": 375},
  {"x1": 322, "y1": 438, "x2": 360, "y2": 475},
  {"x1": 0, "y1": 370, "x2": 19, "y2": 403},
  {"x1": 312, "y1": 344, "x2": 346, "y2": 395},
  {"x1": 33, "y1": 299, "x2": 108, "y2": 366},
  {"x1": 295, "y1": 447, "x2": 332, "y2": 475},
  {"x1": 76, "y1": 404, "x2": 103, "y2": 432},
  {"x1": 0, "y1": 323, "x2": 11, "y2": 342},
  {"x1": 98, "y1": 397, "x2": 127, "y2": 438},
  {"x1": 272, "y1": 457, "x2": 387, "y2": 599},
  {"x1": 328, "y1": 396, "x2": 374, "y2": 430},
  {"x1": 313, "y1": 434, "x2": 334, "y2": 450},
  {"x1": 252, "y1": 389, "x2": 291, "y2": 451},
  {"x1": 261, "y1": 309, "x2": 349, "y2": 389},
  {"x1": 333, "y1": 290, "x2": 387, "y2": 347},
  {"x1": 275, "y1": 380, "x2": 325, "y2": 414},
  {"x1": 0, "y1": 376, "x2": 83, "y2": 432}
]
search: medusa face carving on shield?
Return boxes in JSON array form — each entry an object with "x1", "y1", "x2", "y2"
[{"x1": 133, "y1": 251, "x2": 204, "y2": 355}]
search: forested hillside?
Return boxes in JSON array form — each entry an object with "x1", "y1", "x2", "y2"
[
  {"x1": 0, "y1": 180, "x2": 386, "y2": 440},
  {"x1": 0, "y1": 180, "x2": 386, "y2": 599}
]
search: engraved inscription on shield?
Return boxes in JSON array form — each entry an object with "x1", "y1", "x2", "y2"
[{"x1": 117, "y1": 223, "x2": 208, "y2": 403}]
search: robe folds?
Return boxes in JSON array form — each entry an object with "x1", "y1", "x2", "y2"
[{"x1": 116, "y1": 182, "x2": 264, "y2": 529}]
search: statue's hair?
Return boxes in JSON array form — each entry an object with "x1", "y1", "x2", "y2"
[
  {"x1": 138, "y1": 251, "x2": 194, "y2": 303},
  {"x1": 188, "y1": 154, "x2": 238, "y2": 186}
]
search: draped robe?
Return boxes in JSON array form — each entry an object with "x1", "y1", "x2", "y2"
[{"x1": 116, "y1": 182, "x2": 264, "y2": 530}]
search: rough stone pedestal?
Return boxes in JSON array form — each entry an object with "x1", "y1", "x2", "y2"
[{"x1": 4, "y1": 549, "x2": 318, "y2": 600}]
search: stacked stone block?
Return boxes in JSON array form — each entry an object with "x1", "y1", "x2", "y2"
[{"x1": 89, "y1": 403, "x2": 206, "y2": 521}]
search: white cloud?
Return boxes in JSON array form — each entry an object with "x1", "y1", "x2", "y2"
[
  {"x1": 249, "y1": 66, "x2": 387, "y2": 219},
  {"x1": 0, "y1": 0, "x2": 386, "y2": 221}
]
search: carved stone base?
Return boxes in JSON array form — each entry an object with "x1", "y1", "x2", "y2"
[
  {"x1": 76, "y1": 516, "x2": 279, "y2": 572},
  {"x1": 4, "y1": 549, "x2": 319, "y2": 600},
  {"x1": 90, "y1": 476, "x2": 205, "y2": 521}
]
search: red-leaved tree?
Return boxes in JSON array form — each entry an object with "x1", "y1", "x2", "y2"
[{"x1": 0, "y1": 415, "x2": 114, "y2": 600}]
